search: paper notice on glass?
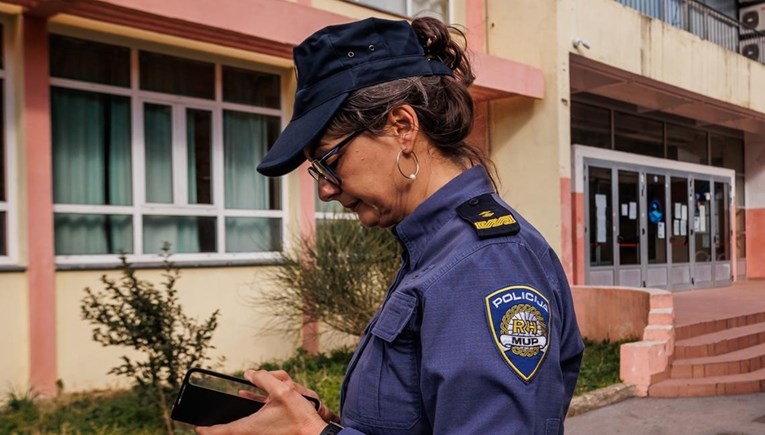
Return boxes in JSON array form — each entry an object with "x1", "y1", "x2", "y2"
[
  {"x1": 673, "y1": 219, "x2": 680, "y2": 236},
  {"x1": 681, "y1": 205, "x2": 688, "y2": 221},
  {"x1": 680, "y1": 220, "x2": 687, "y2": 236},
  {"x1": 658, "y1": 222, "x2": 665, "y2": 239},
  {"x1": 699, "y1": 205, "x2": 707, "y2": 232},
  {"x1": 674, "y1": 203, "x2": 682, "y2": 219},
  {"x1": 694, "y1": 216, "x2": 700, "y2": 232},
  {"x1": 629, "y1": 202, "x2": 637, "y2": 220},
  {"x1": 702, "y1": 235, "x2": 710, "y2": 248},
  {"x1": 621, "y1": 204, "x2": 628, "y2": 216},
  {"x1": 595, "y1": 194, "x2": 607, "y2": 243}
]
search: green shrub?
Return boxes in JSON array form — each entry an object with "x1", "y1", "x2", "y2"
[
  {"x1": 255, "y1": 347, "x2": 354, "y2": 413},
  {"x1": 574, "y1": 339, "x2": 629, "y2": 395},
  {"x1": 0, "y1": 389, "x2": 175, "y2": 434},
  {"x1": 259, "y1": 217, "x2": 400, "y2": 338},
  {"x1": 80, "y1": 246, "x2": 221, "y2": 434}
]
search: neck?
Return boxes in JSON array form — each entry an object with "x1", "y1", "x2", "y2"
[{"x1": 405, "y1": 156, "x2": 466, "y2": 216}]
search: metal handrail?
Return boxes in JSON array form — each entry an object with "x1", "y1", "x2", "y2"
[{"x1": 615, "y1": 0, "x2": 765, "y2": 64}]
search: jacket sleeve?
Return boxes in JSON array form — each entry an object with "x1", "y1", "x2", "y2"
[{"x1": 417, "y1": 241, "x2": 584, "y2": 435}]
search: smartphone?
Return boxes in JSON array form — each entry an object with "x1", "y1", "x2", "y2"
[{"x1": 171, "y1": 367, "x2": 321, "y2": 427}]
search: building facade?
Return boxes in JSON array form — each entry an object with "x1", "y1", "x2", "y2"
[{"x1": 0, "y1": 0, "x2": 763, "y2": 396}]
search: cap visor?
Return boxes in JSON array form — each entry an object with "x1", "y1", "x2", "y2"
[{"x1": 257, "y1": 93, "x2": 348, "y2": 177}]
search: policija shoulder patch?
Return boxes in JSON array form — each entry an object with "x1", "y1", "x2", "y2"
[
  {"x1": 456, "y1": 194, "x2": 520, "y2": 239},
  {"x1": 485, "y1": 285, "x2": 551, "y2": 382}
]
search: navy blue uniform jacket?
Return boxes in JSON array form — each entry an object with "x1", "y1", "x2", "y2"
[{"x1": 337, "y1": 166, "x2": 584, "y2": 434}]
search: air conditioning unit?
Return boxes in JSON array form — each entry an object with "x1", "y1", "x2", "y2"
[
  {"x1": 740, "y1": 39, "x2": 765, "y2": 62},
  {"x1": 740, "y1": 3, "x2": 765, "y2": 34}
]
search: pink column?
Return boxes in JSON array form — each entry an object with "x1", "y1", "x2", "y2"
[
  {"x1": 466, "y1": 0, "x2": 487, "y2": 52},
  {"x1": 571, "y1": 191, "x2": 586, "y2": 285},
  {"x1": 23, "y1": 14, "x2": 57, "y2": 397},
  {"x1": 746, "y1": 208, "x2": 765, "y2": 278},
  {"x1": 298, "y1": 164, "x2": 319, "y2": 353}
]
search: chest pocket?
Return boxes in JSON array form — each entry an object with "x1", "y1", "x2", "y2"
[{"x1": 343, "y1": 291, "x2": 422, "y2": 432}]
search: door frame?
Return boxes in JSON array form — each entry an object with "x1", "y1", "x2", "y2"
[{"x1": 574, "y1": 145, "x2": 735, "y2": 289}]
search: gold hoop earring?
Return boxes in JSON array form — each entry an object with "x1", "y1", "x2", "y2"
[{"x1": 396, "y1": 150, "x2": 420, "y2": 181}]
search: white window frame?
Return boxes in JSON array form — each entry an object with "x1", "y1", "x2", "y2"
[
  {"x1": 50, "y1": 34, "x2": 288, "y2": 266},
  {"x1": 0, "y1": 15, "x2": 17, "y2": 266},
  {"x1": 347, "y1": 0, "x2": 452, "y2": 20}
]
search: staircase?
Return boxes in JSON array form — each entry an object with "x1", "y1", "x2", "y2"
[{"x1": 649, "y1": 311, "x2": 765, "y2": 396}]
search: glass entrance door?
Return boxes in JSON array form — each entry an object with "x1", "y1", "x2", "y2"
[
  {"x1": 645, "y1": 173, "x2": 669, "y2": 287},
  {"x1": 585, "y1": 161, "x2": 733, "y2": 290},
  {"x1": 712, "y1": 181, "x2": 732, "y2": 286},
  {"x1": 692, "y1": 179, "x2": 713, "y2": 286},
  {"x1": 669, "y1": 176, "x2": 692, "y2": 288},
  {"x1": 616, "y1": 170, "x2": 642, "y2": 287}
]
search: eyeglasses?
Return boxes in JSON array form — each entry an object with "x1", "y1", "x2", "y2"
[{"x1": 307, "y1": 130, "x2": 364, "y2": 186}]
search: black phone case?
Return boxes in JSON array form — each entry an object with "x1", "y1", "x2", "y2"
[
  {"x1": 171, "y1": 367, "x2": 320, "y2": 427},
  {"x1": 171, "y1": 368, "x2": 265, "y2": 426}
]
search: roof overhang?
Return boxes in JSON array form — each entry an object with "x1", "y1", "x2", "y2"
[
  {"x1": 5, "y1": 0, "x2": 544, "y2": 102},
  {"x1": 570, "y1": 54, "x2": 765, "y2": 136}
]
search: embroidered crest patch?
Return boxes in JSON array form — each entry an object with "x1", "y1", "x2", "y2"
[{"x1": 485, "y1": 285, "x2": 551, "y2": 382}]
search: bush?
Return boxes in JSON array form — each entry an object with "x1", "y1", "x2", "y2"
[
  {"x1": 574, "y1": 339, "x2": 629, "y2": 395},
  {"x1": 0, "y1": 389, "x2": 171, "y2": 434},
  {"x1": 256, "y1": 347, "x2": 354, "y2": 412},
  {"x1": 80, "y1": 246, "x2": 221, "y2": 434},
  {"x1": 259, "y1": 217, "x2": 400, "y2": 338}
]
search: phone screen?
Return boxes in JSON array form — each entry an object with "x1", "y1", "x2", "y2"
[{"x1": 171, "y1": 368, "x2": 320, "y2": 427}]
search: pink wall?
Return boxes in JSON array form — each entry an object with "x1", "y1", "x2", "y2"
[
  {"x1": 23, "y1": 14, "x2": 57, "y2": 397},
  {"x1": 571, "y1": 286, "x2": 650, "y2": 342},
  {"x1": 571, "y1": 191, "x2": 585, "y2": 285},
  {"x1": 746, "y1": 208, "x2": 765, "y2": 278}
]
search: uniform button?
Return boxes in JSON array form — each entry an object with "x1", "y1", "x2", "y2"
[
  {"x1": 347, "y1": 51, "x2": 355, "y2": 57},
  {"x1": 368, "y1": 44, "x2": 375, "y2": 51},
  {"x1": 468, "y1": 198, "x2": 480, "y2": 206}
]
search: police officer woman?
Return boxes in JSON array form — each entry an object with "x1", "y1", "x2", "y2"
[{"x1": 197, "y1": 16, "x2": 584, "y2": 435}]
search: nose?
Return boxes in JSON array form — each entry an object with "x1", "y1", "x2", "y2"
[{"x1": 317, "y1": 177, "x2": 341, "y2": 202}]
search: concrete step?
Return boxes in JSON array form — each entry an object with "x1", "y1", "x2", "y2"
[
  {"x1": 670, "y1": 342, "x2": 765, "y2": 378},
  {"x1": 674, "y1": 322, "x2": 765, "y2": 359},
  {"x1": 649, "y1": 367, "x2": 765, "y2": 397},
  {"x1": 675, "y1": 312, "x2": 765, "y2": 341}
]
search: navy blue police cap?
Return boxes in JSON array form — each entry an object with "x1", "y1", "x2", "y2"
[{"x1": 257, "y1": 17, "x2": 453, "y2": 177}]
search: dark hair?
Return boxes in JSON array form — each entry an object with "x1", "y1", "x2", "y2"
[{"x1": 324, "y1": 17, "x2": 499, "y2": 188}]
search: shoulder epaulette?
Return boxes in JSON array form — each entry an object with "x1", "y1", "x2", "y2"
[{"x1": 456, "y1": 193, "x2": 520, "y2": 239}]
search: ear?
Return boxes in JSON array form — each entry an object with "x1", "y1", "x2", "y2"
[{"x1": 386, "y1": 105, "x2": 419, "y2": 153}]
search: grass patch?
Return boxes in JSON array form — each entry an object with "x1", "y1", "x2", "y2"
[
  {"x1": 1, "y1": 341, "x2": 626, "y2": 432},
  {"x1": 0, "y1": 388, "x2": 169, "y2": 434},
  {"x1": 574, "y1": 339, "x2": 629, "y2": 395}
]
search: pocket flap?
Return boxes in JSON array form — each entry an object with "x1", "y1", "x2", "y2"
[{"x1": 371, "y1": 291, "x2": 417, "y2": 343}]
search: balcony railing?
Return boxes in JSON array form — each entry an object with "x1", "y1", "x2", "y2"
[{"x1": 616, "y1": 0, "x2": 765, "y2": 65}]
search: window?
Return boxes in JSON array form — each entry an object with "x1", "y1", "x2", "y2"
[
  {"x1": 51, "y1": 34, "x2": 283, "y2": 261},
  {"x1": 571, "y1": 102, "x2": 611, "y2": 149},
  {"x1": 614, "y1": 112, "x2": 664, "y2": 158},
  {"x1": 349, "y1": 0, "x2": 449, "y2": 19},
  {"x1": 667, "y1": 124, "x2": 708, "y2": 165}
]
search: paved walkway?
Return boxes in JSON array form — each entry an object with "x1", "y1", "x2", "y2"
[
  {"x1": 565, "y1": 393, "x2": 765, "y2": 435},
  {"x1": 672, "y1": 280, "x2": 765, "y2": 326}
]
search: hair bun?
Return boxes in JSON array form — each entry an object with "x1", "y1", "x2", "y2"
[{"x1": 412, "y1": 17, "x2": 475, "y2": 86}]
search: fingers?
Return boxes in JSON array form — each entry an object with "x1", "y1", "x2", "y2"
[
  {"x1": 238, "y1": 389, "x2": 266, "y2": 402},
  {"x1": 269, "y1": 370, "x2": 292, "y2": 381}
]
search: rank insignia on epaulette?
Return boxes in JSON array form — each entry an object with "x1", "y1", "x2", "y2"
[
  {"x1": 456, "y1": 194, "x2": 520, "y2": 239},
  {"x1": 485, "y1": 285, "x2": 551, "y2": 382}
]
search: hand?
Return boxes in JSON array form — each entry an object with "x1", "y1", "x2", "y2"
[
  {"x1": 238, "y1": 370, "x2": 340, "y2": 424},
  {"x1": 194, "y1": 370, "x2": 332, "y2": 435}
]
